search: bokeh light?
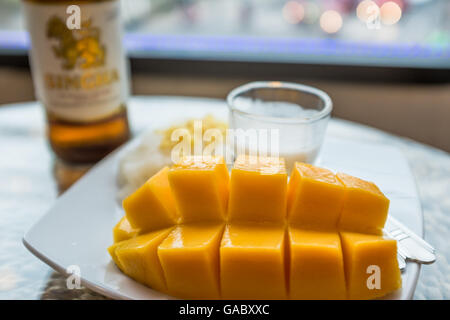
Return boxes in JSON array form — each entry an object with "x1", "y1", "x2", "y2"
[
  {"x1": 356, "y1": 0, "x2": 379, "y2": 23},
  {"x1": 282, "y1": 1, "x2": 305, "y2": 25},
  {"x1": 320, "y1": 10, "x2": 343, "y2": 34},
  {"x1": 380, "y1": 1, "x2": 402, "y2": 25},
  {"x1": 379, "y1": 0, "x2": 405, "y2": 11}
]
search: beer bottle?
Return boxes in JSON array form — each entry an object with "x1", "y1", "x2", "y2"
[{"x1": 23, "y1": 0, "x2": 131, "y2": 164}]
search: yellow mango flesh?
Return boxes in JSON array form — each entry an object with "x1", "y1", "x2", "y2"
[
  {"x1": 123, "y1": 166, "x2": 178, "y2": 232},
  {"x1": 108, "y1": 242, "x2": 125, "y2": 271},
  {"x1": 340, "y1": 232, "x2": 401, "y2": 300},
  {"x1": 111, "y1": 157, "x2": 400, "y2": 300},
  {"x1": 168, "y1": 156, "x2": 229, "y2": 223},
  {"x1": 337, "y1": 173, "x2": 390, "y2": 235},
  {"x1": 113, "y1": 216, "x2": 140, "y2": 243},
  {"x1": 220, "y1": 223, "x2": 287, "y2": 299},
  {"x1": 287, "y1": 163, "x2": 346, "y2": 230},
  {"x1": 157, "y1": 223, "x2": 224, "y2": 299},
  {"x1": 113, "y1": 228, "x2": 173, "y2": 293},
  {"x1": 228, "y1": 155, "x2": 287, "y2": 223},
  {"x1": 288, "y1": 228, "x2": 346, "y2": 300}
]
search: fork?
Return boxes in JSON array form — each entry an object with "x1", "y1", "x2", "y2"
[{"x1": 384, "y1": 216, "x2": 436, "y2": 271}]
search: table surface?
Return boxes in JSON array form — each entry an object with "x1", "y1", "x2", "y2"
[{"x1": 0, "y1": 96, "x2": 449, "y2": 300}]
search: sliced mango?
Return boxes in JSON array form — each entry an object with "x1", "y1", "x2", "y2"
[
  {"x1": 157, "y1": 223, "x2": 224, "y2": 299},
  {"x1": 108, "y1": 242, "x2": 125, "y2": 271},
  {"x1": 168, "y1": 156, "x2": 229, "y2": 223},
  {"x1": 340, "y1": 232, "x2": 401, "y2": 300},
  {"x1": 123, "y1": 166, "x2": 178, "y2": 232},
  {"x1": 287, "y1": 163, "x2": 346, "y2": 230},
  {"x1": 228, "y1": 155, "x2": 287, "y2": 223},
  {"x1": 220, "y1": 223, "x2": 287, "y2": 299},
  {"x1": 113, "y1": 228, "x2": 173, "y2": 292},
  {"x1": 112, "y1": 155, "x2": 400, "y2": 300},
  {"x1": 113, "y1": 216, "x2": 140, "y2": 243},
  {"x1": 337, "y1": 173, "x2": 390, "y2": 235},
  {"x1": 288, "y1": 228, "x2": 346, "y2": 300}
]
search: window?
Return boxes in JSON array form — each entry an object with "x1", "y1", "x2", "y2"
[{"x1": 1, "y1": 0, "x2": 449, "y2": 69}]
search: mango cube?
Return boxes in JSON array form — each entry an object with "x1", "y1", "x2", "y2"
[
  {"x1": 337, "y1": 173, "x2": 390, "y2": 235},
  {"x1": 108, "y1": 242, "x2": 125, "y2": 271},
  {"x1": 168, "y1": 156, "x2": 229, "y2": 223},
  {"x1": 228, "y1": 155, "x2": 287, "y2": 223},
  {"x1": 123, "y1": 167, "x2": 178, "y2": 232},
  {"x1": 288, "y1": 229, "x2": 346, "y2": 300},
  {"x1": 157, "y1": 223, "x2": 224, "y2": 299},
  {"x1": 113, "y1": 216, "x2": 140, "y2": 243},
  {"x1": 340, "y1": 232, "x2": 401, "y2": 300},
  {"x1": 113, "y1": 228, "x2": 173, "y2": 292},
  {"x1": 287, "y1": 163, "x2": 346, "y2": 230},
  {"x1": 220, "y1": 223, "x2": 287, "y2": 299}
]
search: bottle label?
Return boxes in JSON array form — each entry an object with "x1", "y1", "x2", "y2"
[{"x1": 23, "y1": 1, "x2": 129, "y2": 122}]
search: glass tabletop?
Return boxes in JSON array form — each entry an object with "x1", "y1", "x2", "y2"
[{"x1": 0, "y1": 96, "x2": 448, "y2": 300}]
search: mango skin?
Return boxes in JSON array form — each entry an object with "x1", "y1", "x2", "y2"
[
  {"x1": 220, "y1": 223, "x2": 287, "y2": 300},
  {"x1": 340, "y1": 232, "x2": 402, "y2": 300},
  {"x1": 337, "y1": 173, "x2": 390, "y2": 235},
  {"x1": 158, "y1": 223, "x2": 224, "y2": 299},
  {"x1": 288, "y1": 228, "x2": 347, "y2": 300},
  {"x1": 287, "y1": 163, "x2": 346, "y2": 230},
  {"x1": 123, "y1": 166, "x2": 178, "y2": 232}
]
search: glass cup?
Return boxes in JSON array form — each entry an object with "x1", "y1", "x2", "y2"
[{"x1": 227, "y1": 81, "x2": 332, "y2": 173}]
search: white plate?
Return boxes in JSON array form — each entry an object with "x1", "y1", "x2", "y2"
[{"x1": 23, "y1": 101, "x2": 422, "y2": 300}]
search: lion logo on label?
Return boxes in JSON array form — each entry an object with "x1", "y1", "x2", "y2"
[{"x1": 47, "y1": 16, "x2": 106, "y2": 70}]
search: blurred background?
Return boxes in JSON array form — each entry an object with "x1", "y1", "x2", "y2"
[{"x1": 0, "y1": 0, "x2": 449, "y2": 151}]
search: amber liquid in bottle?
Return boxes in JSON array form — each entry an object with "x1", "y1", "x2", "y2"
[{"x1": 46, "y1": 105, "x2": 130, "y2": 164}]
